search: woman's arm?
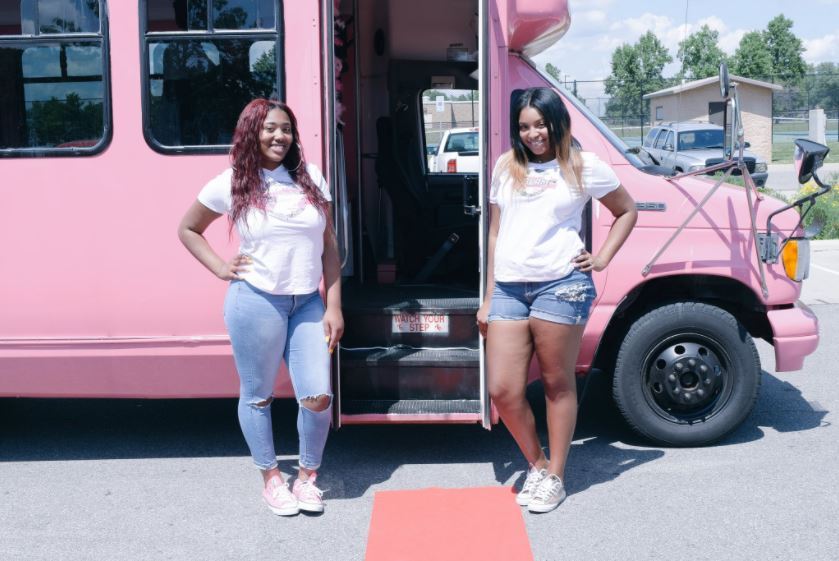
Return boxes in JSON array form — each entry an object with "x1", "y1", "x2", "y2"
[
  {"x1": 476, "y1": 203, "x2": 500, "y2": 337},
  {"x1": 321, "y1": 205, "x2": 344, "y2": 352},
  {"x1": 178, "y1": 200, "x2": 251, "y2": 280},
  {"x1": 573, "y1": 185, "x2": 637, "y2": 272}
]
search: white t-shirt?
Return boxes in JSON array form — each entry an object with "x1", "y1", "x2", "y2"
[
  {"x1": 198, "y1": 163, "x2": 332, "y2": 295},
  {"x1": 489, "y1": 152, "x2": 620, "y2": 282}
]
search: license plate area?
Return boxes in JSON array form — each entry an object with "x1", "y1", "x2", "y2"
[{"x1": 391, "y1": 312, "x2": 449, "y2": 334}]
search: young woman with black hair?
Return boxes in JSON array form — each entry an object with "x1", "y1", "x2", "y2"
[
  {"x1": 477, "y1": 87, "x2": 637, "y2": 513},
  {"x1": 178, "y1": 99, "x2": 342, "y2": 516}
]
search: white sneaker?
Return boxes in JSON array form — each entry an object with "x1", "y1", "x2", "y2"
[
  {"x1": 527, "y1": 474, "x2": 566, "y2": 513},
  {"x1": 515, "y1": 465, "x2": 547, "y2": 506}
]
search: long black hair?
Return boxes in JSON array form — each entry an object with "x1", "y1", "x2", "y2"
[{"x1": 503, "y1": 87, "x2": 582, "y2": 191}]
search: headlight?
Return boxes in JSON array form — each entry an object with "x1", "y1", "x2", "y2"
[
  {"x1": 781, "y1": 237, "x2": 810, "y2": 282},
  {"x1": 754, "y1": 162, "x2": 768, "y2": 172},
  {"x1": 688, "y1": 164, "x2": 705, "y2": 172}
]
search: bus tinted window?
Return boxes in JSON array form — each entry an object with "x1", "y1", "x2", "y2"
[
  {"x1": 0, "y1": 3, "x2": 25, "y2": 35},
  {"x1": 37, "y1": 0, "x2": 100, "y2": 34},
  {"x1": 147, "y1": 39, "x2": 276, "y2": 146},
  {"x1": 142, "y1": 1, "x2": 282, "y2": 152},
  {"x1": 147, "y1": 0, "x2": 207, "y2": 32},
  {"x1": 147, "y1": 0, "x2": 274, "y2": 32},
  {"x1": 214, "y1": 0, "x2": 274, "y2": 29},
  {"x1": 0, "y1": 1, "x2": 108, "y2": 155}
]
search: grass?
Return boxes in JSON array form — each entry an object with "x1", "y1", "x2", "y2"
[{"x1": 771, "y1": 141, "x2": 839, "y2": 163}]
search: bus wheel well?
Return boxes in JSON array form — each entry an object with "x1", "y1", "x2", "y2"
[{"x1": 593, "y1": 275, "x2": 772, "y2": 373}]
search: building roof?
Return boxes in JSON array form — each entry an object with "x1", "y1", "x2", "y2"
[{"x1": 643, "y1": 74, "x2": 783, "y2": 100}]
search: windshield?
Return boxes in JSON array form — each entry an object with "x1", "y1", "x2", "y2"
[
  {"x1": 678, "y1": 129, "x2": 724, "y2": 150},
  {"x1": 444, "y1": 132, "x2": 478, "y2": 153}
]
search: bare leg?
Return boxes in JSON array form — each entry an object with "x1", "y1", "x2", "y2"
[
  {"x1": 487, "y1": 320, "x2": 546, "y2": 468},
  {"x1": 529, "y1": 317, "x2": 585, "y2": 479}
]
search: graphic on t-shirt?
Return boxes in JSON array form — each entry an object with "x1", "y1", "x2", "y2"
[
  {"x1": 267, "y1": 180, "x2": 311, "y2": 219},
  {"x1": 517, "y1": 168, "x2": 559, "y2": 198}
]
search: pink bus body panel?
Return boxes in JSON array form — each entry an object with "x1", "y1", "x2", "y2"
[
  {"x1": 502, "y1": 56, "x2": 815, "y2": 376},
  {"x1": 0, "y1": 2, "x2": 324, "y2": 397},
  {"x1": 0, "y1": 0, "x2": 819, "y2": 401}
]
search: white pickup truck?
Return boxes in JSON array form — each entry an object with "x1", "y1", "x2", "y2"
[{"x1": 429, "y1": 127, "x2": 479, "y2": 173}]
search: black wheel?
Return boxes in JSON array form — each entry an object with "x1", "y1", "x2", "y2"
[{"x1": 612, "y1": 302, "x2": 761, "y2": 446}]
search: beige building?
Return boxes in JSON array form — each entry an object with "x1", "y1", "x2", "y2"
[{"x1": 643, "y1": 75, "x2": 782, "y2": 162}]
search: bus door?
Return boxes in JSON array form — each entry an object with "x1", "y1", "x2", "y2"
[{"x1": 325, "y1": 0, "x2": 490, "y2": 427}]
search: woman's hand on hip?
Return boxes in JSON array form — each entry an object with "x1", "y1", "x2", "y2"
[
  {"x1": 215, "y1": 254, "x2": 252, "y2": 281},
  {"x1": 572, "y1": 250, "x2": 606, "y2": 273},
  {"x1": 476, "y1": 301, "x2": 490, "y2": 338},
  {"x1": 323, "y1": 307, "x2": 344, "y2": 354}
]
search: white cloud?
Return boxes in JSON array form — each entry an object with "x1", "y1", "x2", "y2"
[
  {"x1": 575, "y1": 9, "x2": 608, "y2": 28},
  {"x1": 719, "y1": 29, "x2": 748, "y2": 54},
  {"x1": 803, "y1": 32, "x2": 839, "y2": 62}
]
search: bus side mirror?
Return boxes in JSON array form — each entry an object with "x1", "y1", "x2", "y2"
[
  {"x1": 794, "y1": 138, "x2": 830, "y2": 184},
  {"x1": 719, "y1": 62, "x2": 730, "y2": 100}
]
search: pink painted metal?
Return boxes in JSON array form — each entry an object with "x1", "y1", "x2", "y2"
[
  {"x1": 0, "y1": 0, "x2": 819, "y2": 409},
  {"x1": 0, "y1": 1, "x2": 324, "y2": 398}
]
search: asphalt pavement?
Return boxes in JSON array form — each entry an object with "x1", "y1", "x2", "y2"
[
  {"x1": 765, "y1": 162, "x2": 839, "y2": 194},
  {"x1": 2, "y1": 246, "x2": 838, "y2": 561}
]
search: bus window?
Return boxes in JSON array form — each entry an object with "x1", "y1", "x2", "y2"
[
  {"x1": 0, "y1": 0, "x2": 109, "y2": 156},
  {"x1": 421, "y1": 88, "x2": 478, "y2": 173},
  {"x1": 142, "y1": 0, "x2": 283, "y2": 153}
]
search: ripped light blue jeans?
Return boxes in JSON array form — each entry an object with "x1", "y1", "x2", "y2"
[{"x1": 224, "y1": 280, "x2": 332, "y2": 471}]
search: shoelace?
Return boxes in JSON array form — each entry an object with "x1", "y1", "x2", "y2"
[
  {"x1": 298, "y1": 479, "x2": 324, "y2": 499},
  {"x1": 268, "y1": 481, "x2": 292, "y2": 500},
  {"x1": 532, "y1": 476, "x2": 562, "y2": 502},
  {"x1": 522, "y1": 468, "x2": 547, "y2": 495}
]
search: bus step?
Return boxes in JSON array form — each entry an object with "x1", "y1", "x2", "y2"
[
  {"x1": 342, "y1": 399, "x2": 481, "y2": 415},
  {"x1": 341, "y1": 285, "x2": 479, "y2": 347},
  {"x1": 339, "y1": 347, "x2": 479, "y2": 401}
]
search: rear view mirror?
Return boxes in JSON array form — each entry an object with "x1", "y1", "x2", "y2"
[
  {"x1": 719, "y1": 62, "x2": 730, "y2": 100},
  {"x1": 794, "y1": 138, "x2": 830, "y2": 184}
]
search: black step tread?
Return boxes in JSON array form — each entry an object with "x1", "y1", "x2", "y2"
[
  {"x1": 343, "y1": 283, "x2": 479, "y2": 312},
  {"x1": 341, "y1": 399, "x2": 481, "y2": 415},
  {"x1": 340, "y1": 346, "x2": 479, "y2": 367}
]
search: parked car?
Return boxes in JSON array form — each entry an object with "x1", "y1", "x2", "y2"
[
  {"x1": 642, "y1": 122, "x2": 769, "y2": 186},
  {"x1": 429, "y1": 127, "x2": 479, "y2": 173}
]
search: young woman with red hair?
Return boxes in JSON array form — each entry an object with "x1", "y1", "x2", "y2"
[{"x1": 178, "y1": 99, "x2": 343, "y2": 516}]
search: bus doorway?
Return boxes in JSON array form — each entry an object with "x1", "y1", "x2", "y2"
[{"x1": 328, "y1": 0, "x2": 487, "y2": 426}]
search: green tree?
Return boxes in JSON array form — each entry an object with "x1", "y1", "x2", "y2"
[
  {"x1": 604, "y1": 31, "x2": 672, "y2": 117},
  {"x1": 730, "y1": 31, "x2": 773, "y2": 79},
  {"x1": 801, "y1": 62, "x2": 839, "y2": 111},
  {"x1": 764, "y1": 14, "x2": 807, "y2": 85},
  {"x1": 29, "y1": 93, "x2": 103, "y2": 146},
  {"x1": 545, "y1": 62, "x2": 561, "y2": 82},
  {"x1": 677, "y1": 25, "x2": 728, "y2": 80}
]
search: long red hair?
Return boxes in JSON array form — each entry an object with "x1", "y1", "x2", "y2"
[{"x1": 228, "y1": 99, "x2": 330, "y2": 230}]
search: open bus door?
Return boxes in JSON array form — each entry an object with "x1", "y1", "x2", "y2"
[{"x1": 322, "y1": 0, "x2": 491, "y2": 427}]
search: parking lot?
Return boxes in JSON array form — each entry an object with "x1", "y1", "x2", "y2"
[{"x1": 1, "y1": 243, "x2": 838, "y2": 561}]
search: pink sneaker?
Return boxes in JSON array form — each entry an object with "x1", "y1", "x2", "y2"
[
  {"x1": 292, "y1": 473, "x2": 325, "y2": 513},
  {"x1": 262, "y1": 476, "x2": 299, "y2": 516}
]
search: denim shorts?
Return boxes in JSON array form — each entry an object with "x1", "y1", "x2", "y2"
[{"x1": 488, "y1": 270, "x2": 596, "y2": 325}]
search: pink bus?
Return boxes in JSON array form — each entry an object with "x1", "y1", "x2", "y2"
[{"x1": 0, "y1": 0, "x2": 822, "y2": 446}]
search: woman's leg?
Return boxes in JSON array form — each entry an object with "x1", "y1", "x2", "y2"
[
  {"x1": 283, "y1": 292, "x2": 332, "y2": 479},
  {"x1": 528, "y1": 318, "x2": 585, "y2": 479},
  {"x1": 487, "y1": 320, "x2": 545, "y2": 467},
  {"x1": 224, "y1": 281, "x2": 290, "y2": 482}
]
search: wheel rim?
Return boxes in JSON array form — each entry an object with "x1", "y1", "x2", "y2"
[{"x1": 640, "y1": 333, "x2": 734, "y2": 424}]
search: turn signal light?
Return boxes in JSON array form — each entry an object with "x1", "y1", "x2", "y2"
[
  {"x1": 447, "y1": 159, "x2": 457, "y2": 173},
  {"x1": 781, "y1": 237, "x2": 810, "y2": 282}
]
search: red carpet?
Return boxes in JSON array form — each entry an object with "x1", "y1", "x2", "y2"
[{"x1": 365, "y1": 486, "x2": 533, "y2": 561}]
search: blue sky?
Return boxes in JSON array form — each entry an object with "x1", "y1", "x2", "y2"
[{"x1": 534, "y1": 0, "x2": 839, "y2": 102}]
